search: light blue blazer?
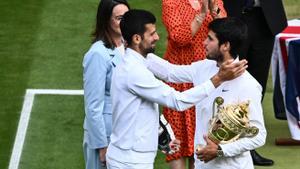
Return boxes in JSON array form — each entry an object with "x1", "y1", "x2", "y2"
[{"x1": 83, "y1": 41, "x2": 120, "y2": 149}]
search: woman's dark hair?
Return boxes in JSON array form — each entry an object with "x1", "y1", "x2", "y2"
[{"x1": 92, "y1": 0, "x2": 130, "y2": 48}]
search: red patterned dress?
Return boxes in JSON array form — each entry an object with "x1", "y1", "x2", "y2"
[{"x1": 161, "y1": 0, "x2": 226, "y2": 161}]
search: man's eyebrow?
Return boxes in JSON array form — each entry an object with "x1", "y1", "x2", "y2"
[{"x1": 150, "y1": 30, "x2": 157, "y2": 35}]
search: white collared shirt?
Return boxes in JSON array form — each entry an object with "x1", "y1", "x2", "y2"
[
  {"x1": 146, "y1": 54, "x2": 267, "y2": 169},
  {"x1": 107, "y1": 48, "x2": 216, "y2": 164}
]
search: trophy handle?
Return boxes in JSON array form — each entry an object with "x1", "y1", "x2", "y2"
[
  {"x1": 215, "y1": 128, "x2": 230, "y2": 141},
  {"x1": 212, "y1": 97, "x2": 224, "y2": 119}
]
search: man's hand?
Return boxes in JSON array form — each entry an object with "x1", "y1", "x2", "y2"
[
  {"x1": 211, "y1": 59, "x2": 248, "y2": 87},
  {"x1": 99, "y1": 147, "x2": 107, "y2": 167},
  {"x1": 196, "y1": 135, "x2": 219, "y2": 163}
]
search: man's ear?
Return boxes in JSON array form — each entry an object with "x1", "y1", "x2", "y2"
[
  {"x1": 220, "y1": 42, "x2": 230, "y2": 52},
  {"x1": 132, "y1": 34, "x2": 141, "y2": 45}
]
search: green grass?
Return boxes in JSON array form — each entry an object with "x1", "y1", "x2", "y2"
[
  {"x1": 255, "y1": 93, "x2": 300, "y2": 169},
  {"x1": 283, "y1": 0, "x2": 300, "y2": 19},
  {"x1": 0, "y1": 0, "x2": 300, "y2": 169},
  {"x1": 0, "y1": 0, "x2": 44, "y2": 167},
  {"x1": 19, "y1": 95, "x2": 84, "y2": 169}
]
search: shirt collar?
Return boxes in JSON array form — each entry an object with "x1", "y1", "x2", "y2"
[
  {"x1": 216, "y1": 56, "x2": 240, "y2": 67},
  {"x1": 125, "y1": 48, "x2": 147, "y2": 64},
  {"x1": 233, "y1": 56, "x2": 240, "y2": 62}
]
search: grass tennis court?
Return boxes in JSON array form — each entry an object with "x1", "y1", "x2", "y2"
[{"x1": 0, "y1": 0, "x2": 300, "y2": 168}]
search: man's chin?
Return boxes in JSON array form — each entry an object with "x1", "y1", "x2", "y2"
[
  {"x1": 146, "y1": 48, "x2": 155, "y2": 54},
  {"x1": 206, "y1": 55, "x2": 215, "y2": 60}
]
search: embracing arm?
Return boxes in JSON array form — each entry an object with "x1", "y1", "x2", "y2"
[
  {"x1": 146, "y1": 53, "x2": 195, "y2": 83},
  {"x1": 128, "y1": 67, "x2": 215, "y2": 111},
  {"x1": 147, "y1": 54, "x2": 248, "y2": 88}
]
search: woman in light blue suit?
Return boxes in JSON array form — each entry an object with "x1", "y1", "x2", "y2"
[{"x1": 82, "y1": 0, "x2": 129, "y2": 168}]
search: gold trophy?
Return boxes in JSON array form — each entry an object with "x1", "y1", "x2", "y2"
[{"x1": 207, "y1": 97, "x2": 259, "y2": 144}]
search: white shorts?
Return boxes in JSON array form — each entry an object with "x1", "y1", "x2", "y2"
[{"x1": 106, "y1": 156, "x2": 153, "y2": 169}]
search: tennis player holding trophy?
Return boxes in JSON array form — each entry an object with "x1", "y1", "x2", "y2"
[{"x1": 146, "y1": 17, "x2": 267, "y2": 169}]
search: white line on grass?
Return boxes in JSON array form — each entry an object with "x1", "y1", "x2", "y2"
[{"x1": 8, "y1": 89, "x2": 84, "y2": 169}]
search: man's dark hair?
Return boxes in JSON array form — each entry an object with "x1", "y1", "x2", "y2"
[
  {"x1": 208, "y1": 17, "x2": 248, "y2": 58},
  {"x1": 120, "y1": 9, "x2": 156, "y2": 46},
  {"x1": 92, "y1": 0, "x2": 130, "y2": 48}
]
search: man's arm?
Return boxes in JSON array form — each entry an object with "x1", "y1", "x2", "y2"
[
  {"x1": 146, "y1": 53, "x2": 248, "y2": 88},
  {"x1": 128, "y1": 66, "x2": 215, "y2": 111},
  {"x1": 146, "y1": 53, "x2": 195, "y2": 83}
]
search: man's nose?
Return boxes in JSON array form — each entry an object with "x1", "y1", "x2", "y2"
[
  {"x1": 203, "y1": 39, "x2": 208, "y2": 46},
  {"x1": 155, "y1": 34, "x2": 160, "y2": 41}
]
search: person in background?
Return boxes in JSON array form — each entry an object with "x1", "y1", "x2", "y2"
[
  {"x1": 82, "y1": 0, "x2": 129, "y2": 168},
  {"x1": 161, "y1": 0, "x2": 226, "y2": 168},
  {"x1": 106, "y1": 9, "x2": 247, "y2": 169},
  {"x1": 146, "y1": 17, "x2": 267, "y2": 169},
  {"x1": 222, "y1": 0, "x2": 287, "y2": 166}
]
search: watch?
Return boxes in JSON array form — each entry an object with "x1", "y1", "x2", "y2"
[{"x1": 216, "y1": 145, "x2": 224, "y2": 158}]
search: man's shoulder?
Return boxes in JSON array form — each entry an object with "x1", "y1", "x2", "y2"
[
  {"x1": 191, "y1": 59, "x2": 217, "y2": 80},
  {"x1": 238, "y1": 71, "x2": 262, "y2": 90},
  {"x1": 118, "y1": 56, "x2": 153, "y2": 80}
]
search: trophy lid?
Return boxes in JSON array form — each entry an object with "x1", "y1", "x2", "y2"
[
  {"x1": 209, "y1": 97, "x2": 259, "y2": 143},
  {"x1": 218, "y1": 101, "x2": 250, "y2": 134}
]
